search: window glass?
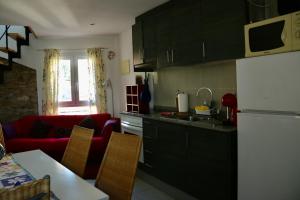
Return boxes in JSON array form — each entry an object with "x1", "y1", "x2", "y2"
[
  {"x1": 78, "y1": 59, "x2": 94, "y2": 101},
  {"x1": 58, "y1": 54, "x2": 97, "y2": 115},
  {"x1": 58, "y1": 59, "x2": 72, "y2": 102}
]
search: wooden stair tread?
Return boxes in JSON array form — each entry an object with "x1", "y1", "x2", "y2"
[
  {"x1": 0, "y1": 47, "x2": 17, "y2": 53},
  {"x1": 27, "y1": 26, "x2": 37, "y2": 38},
  {"x1": 8, "y1": 33, "x2": 25, "y2": 40}
]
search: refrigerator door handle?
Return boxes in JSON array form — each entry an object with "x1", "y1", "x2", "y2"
[{"x1": 239, "y1": 109, "x2": 300, "y2": 116}]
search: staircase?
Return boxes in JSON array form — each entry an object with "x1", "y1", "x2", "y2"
[{"x1": 0, "y1": 25, "x2": 36, "y2": 83}]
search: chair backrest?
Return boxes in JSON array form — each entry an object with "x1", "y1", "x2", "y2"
[
  {"x1": 0, "y1": 175, "x2": 50, "y2": 200},
  {"x1": 95, "y1": 132, "x2": 142, "y2": 200},
  {"x1": 0, "y1": 123, "x2": 5, "y2": 148},
  {"x1": 61, "y1": 125, "x2": 94, "y2": 177}
]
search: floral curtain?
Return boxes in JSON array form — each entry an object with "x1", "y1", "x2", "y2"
[
  {"x1": 87, "y1": 48, "x2": 107, "y2": 113},
  {"x1": 42, "y1": 49, "x2": 60, "y2": 115}
]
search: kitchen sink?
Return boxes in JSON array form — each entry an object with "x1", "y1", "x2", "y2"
[{"x1": 160, "y1": 114, "x2": 222, "y2": 126}]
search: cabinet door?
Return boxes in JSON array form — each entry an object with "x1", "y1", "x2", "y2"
[
  {"x1": 155, "y1": 121, "x2": 188, "y2": 189},
  {"x1": 142, "y1": 119, "x2": 158, "y2": 174},
  {"x1": 171, "y1": 0, "x2": 204, "y2": 66},
  {"x1": 155, "y1": 2, "x2": 174, "y2": 68},
  {"x1": 142, "y1": 14, "x2": 157, "y2": 64},
  {"x1": 186, "y1": 127, "x2": 236, "y2": 200},
  {"x1": 201, "y1": 0, "x2": 247, "y2": 62},
  {"x1": 132, "y1": 20, "x2": 144, "y2": 65}
]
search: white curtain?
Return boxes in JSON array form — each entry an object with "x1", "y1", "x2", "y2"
[
  {"x1": 42, "y1": 49, "x2": 60, "y2": 115},
  {"x1": 87, "y1": 48, "x2": 107, "y2": 113}
]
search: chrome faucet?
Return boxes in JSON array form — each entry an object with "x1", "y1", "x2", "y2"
[{"x1": 196, "y1": 87, "x2": 213, "y2": 107}]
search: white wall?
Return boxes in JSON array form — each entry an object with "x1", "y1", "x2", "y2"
[
  {"x1": 118, "y1": 27, "x2": 155, "y2": 112},
  {"x1": 119, "y1": 28, "x2": 135, "y2": 112},
  {"x1": 14, "y1": 34, "x2": 121, "y2": 116}
]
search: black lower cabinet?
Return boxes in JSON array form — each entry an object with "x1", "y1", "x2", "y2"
[
  {"x1": 186, "y1": 127, "x2": 235, "y2": 200},
  {"x1": 142, "y1": 119, "x2": 237, "y2": 200}
]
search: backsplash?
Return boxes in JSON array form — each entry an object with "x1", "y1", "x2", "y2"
[{"x1": 153, "y1": 60, "x2": 237, "y2": 111}]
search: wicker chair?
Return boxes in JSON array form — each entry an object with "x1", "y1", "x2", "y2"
[
  {"x1": 0, "y1": 175, "x2": 50, "y2": 200},
  {"x1": 61, "y1": 125, "x2": 94, "y2": 177},
  {"x1": 95, "y1": 132, "x2": 142, "y2": 200},
  {"x1": 0, "y1": 123, "x2": 5, "y2": 148}
]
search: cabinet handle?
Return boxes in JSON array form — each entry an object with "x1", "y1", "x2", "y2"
[
  {"x1": 202, "y1": 42, "x2": 206, "y2": 58},
  {"x1": 144, "y1": 149, "x2": 153, "y2": 154},
  {"x1": 141, "y1": 48, "x2": 144, "y2": 60},
  {"x1": 171, "y1": 49, "x2": 174, "y2": 63},
  {"x1": 166, "y1": 50, "x2": 170, "y2": 63},
  {"x1": 144, "y1": 135, "x2": 153, "y2": 139},
  {"x1": 139, "y1": 49, "x2": 141, "y2": 59},
  {"x1": 144, "y1": 163, "x2": 153, "y2": 168}
]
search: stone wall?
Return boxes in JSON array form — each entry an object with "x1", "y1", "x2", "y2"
[{"x1": 0, "y1": 62, "x2": 38, "y2": 123}]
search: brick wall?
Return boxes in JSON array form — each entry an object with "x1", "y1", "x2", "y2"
[{"x1": 0, "y1": 62, "x2": 38, "y2": 123}]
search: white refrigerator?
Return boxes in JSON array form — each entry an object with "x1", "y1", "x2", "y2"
[{"x1": 236, "y1": 51, "x2": 300, "y2": 200}]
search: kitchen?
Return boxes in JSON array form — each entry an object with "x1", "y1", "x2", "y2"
[{"x1": 119, "y1": 0, "x2": 300, "y2": 200}]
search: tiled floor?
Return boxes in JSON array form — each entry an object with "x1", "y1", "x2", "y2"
[
  {"x1": 86, "y1": 177, "x2": 174, "y2": 200},
  {"x1": 132, "y1": 177, "x2": 174, "y2": 200}
]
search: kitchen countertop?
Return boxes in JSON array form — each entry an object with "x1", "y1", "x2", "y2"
[{"x1": 120, "y1": 111, "x2": 237, "y2": 133}]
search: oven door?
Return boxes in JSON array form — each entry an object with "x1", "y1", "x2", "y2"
[{"x1": 121, "y1": 122, "x2": 144, "y2": 163}]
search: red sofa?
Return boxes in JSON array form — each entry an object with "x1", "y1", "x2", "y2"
[{"x1": 2, "y1": 113, "x2": 120, "y2": 179}]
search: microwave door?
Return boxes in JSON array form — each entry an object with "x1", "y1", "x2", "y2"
[{"x1": 249, "y1": 21, "x2": 285, "y2": 52}]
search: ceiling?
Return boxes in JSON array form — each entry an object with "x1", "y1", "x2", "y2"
[{"x1": 0, "y1": 0, "x2": 168, "y2": 38}]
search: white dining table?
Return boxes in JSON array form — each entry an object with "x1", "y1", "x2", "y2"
[{"x1": 12, "y1": 149, "x2": 109, "y2": 200}]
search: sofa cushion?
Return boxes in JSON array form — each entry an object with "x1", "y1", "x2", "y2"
[
  {"x1": 31, "y1": 120, "x2": 53, "y2": 138},
  {"x1": 48, "y1": 127, "x2": 72, "y2": 138},
  {"x1": 78, "y1": 116, "x2": 98, "y2": 134}
]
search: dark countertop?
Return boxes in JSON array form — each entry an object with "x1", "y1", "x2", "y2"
[{"x1": 120, "y1": 111, "x2": 237, "y2": 133}]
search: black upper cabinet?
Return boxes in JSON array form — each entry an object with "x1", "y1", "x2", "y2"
[
  {"x1": 200, "y1": 0, "x2": 247, "y2": 62},
  {"x1": 133, "y1": 10, "x2": 159, "y2": 72},
  {"x1": 132, "y1": 0, "x2": 247, "y2": 70},
  {"x1": 156, "y1": 0, "x2": 204, "y2": 67},
  {"x1": 170, "y1": 0, "x2": 204, "y2": 66},
  {"x1": 132, "y1": 20, "x2": 144, "y2": 66}
]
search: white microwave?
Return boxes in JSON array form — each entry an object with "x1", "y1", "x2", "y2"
[{"x1": 245, "y1": 11, "x2": 300, "y2": 57}]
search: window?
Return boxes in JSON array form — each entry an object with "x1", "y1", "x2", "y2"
[{"x1": 58, "y1": 53, "x2": 96, "y2": 115}]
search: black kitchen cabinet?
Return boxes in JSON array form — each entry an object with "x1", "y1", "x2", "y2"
[
  {"x1": 186, "y1": 127, "x2": 236, "y2": 200},
  {"x1": 155, "y1": 0, "x2": 204, "y2": 67},
  {"x1": 142, "y1": 118, "x2": 237, "y2": 200},
  {"x1": 155, "y1": 121, "x2": 187, "y2": 189},
  {"x1": 132, "y1": 11, "x2": 159, "y2": 71},
  {"x1": 200, "y1": 0, "x2": 247, "y2": 62},
  {"x1": 142, "y1": 119, "x2": 157, "y2": 174},
  {"x1": 132, "y1": 0, "x2": 248, "y2": 69},
  {"x1": 132, "y1": 20, "x2": 144, "y2": 66}
]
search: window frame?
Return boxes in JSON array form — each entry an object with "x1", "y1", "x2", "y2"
[{"x1": 58, "y1": 52, "x2": 90, "y2": 108}]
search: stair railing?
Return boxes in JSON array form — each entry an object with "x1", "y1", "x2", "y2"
[{"x1": 0, "y1": 25, "x2": 11, "y2": 50}]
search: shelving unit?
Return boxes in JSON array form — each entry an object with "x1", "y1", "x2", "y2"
[{"x1": 126, "y1": 85, "x2": 149, "y2": 113}]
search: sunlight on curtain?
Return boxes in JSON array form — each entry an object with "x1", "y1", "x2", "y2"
[
  {"x1": 87, "y1": 48, "x2": 106, "y2": 113},
  {"x1": 42, "y1": 49, "x2": 60, "y2": 115}
]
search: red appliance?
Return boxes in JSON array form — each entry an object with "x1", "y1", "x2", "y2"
[{"x1": 221, "y1": 93, "x2": 237, "y2": 126}]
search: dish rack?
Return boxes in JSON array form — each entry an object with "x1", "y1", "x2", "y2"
[
  {"x1": 195, "y1": 109, "x2": 211, "y2": 115},
  {"x1": 195, "y1": 87, "x2": 213, "y2": 116}
]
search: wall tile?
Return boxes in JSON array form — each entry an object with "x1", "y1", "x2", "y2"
[{"x1": 153, "y1": 60, "x2": 237, "y2": 110}]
